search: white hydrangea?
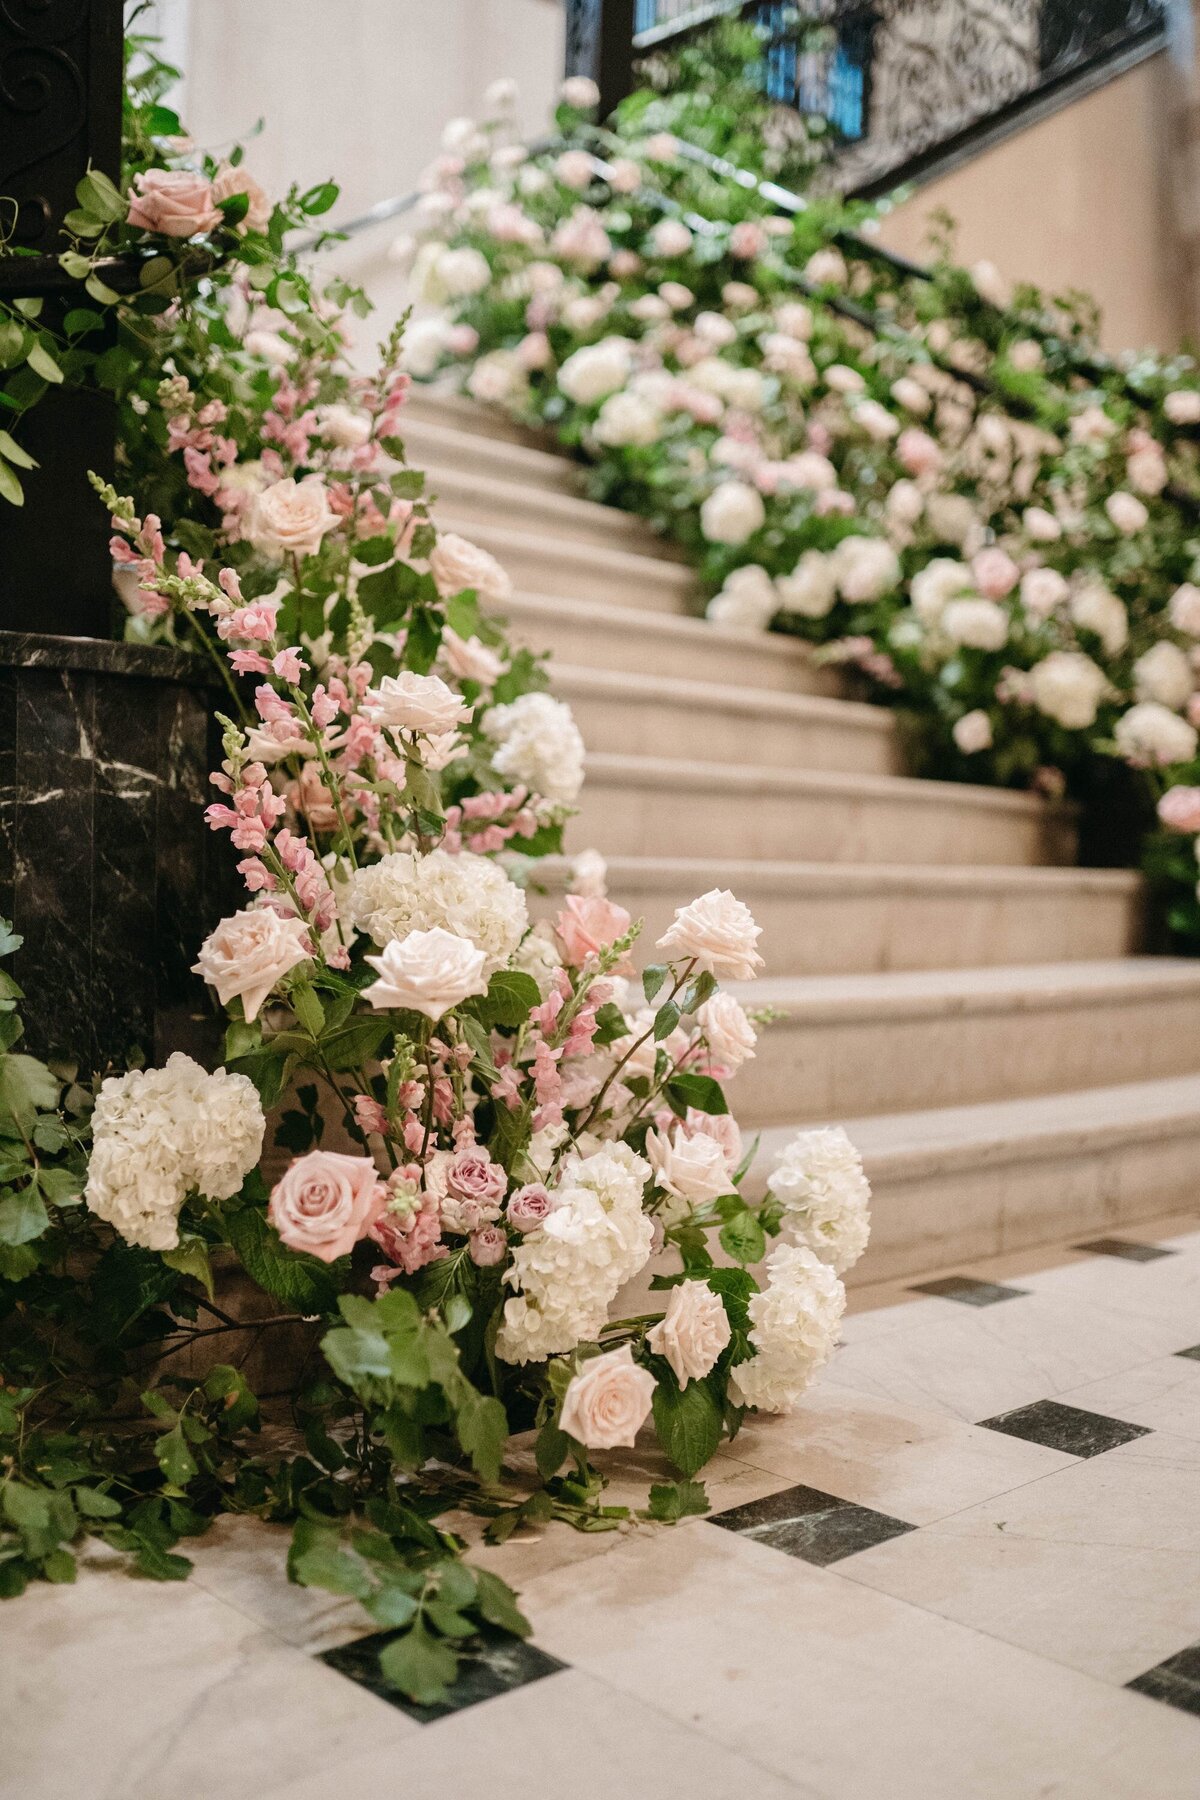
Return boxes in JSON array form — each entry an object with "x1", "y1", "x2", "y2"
[
  {"x1": 940, "y1": 597, "x2": 1009, "y2": 652},
  {"x1": 767, "y1": 1127, "x2": 870, "y2": 1275},
  {"x1": 594, "y1": 390, "x2": 662, "y2": 447},
  {"x1": 729, "y1": 1243, "x2": 846, "y2": 1414},
  {"x1": 706, "y1": 564, "x2": 777, "y2": 630},
  {"x1": 558, "y1": 337, "x2": 633, "y2": 405},
  {"x1": 349, "y1": 848, "x2": 527, "y2": 976},
  {"x1": 776, "y1": 550, "x2": 837, "y2": 619},
  {"x1": 85, "y1": 1054, "x2": 264, "y2": 1252},
  {"x1": 1133, "y1": 641, "x2": 1194, "y2": 710},
  {"x1": 482, "y1": 692, "x2": 585, "y2": 804},
  {"x1": 910, "y1": 558, "x2": 972, "y2": 625},
  {"x1": 496, "y1": 1143, "x2": 653, "y2": 1363},
  {"x1": 1069, "y1": 580, "x2": 1128, "y2": 656},
  {"x1": 1114, "y1": 702, "x2": 1199, "y2": 767},
  {"x1": 1029, "y1": 650, "x2": 1108, "y2": 730},
  {"x1": 830, "y1": 536, "x2": 900, "y2": 604}
]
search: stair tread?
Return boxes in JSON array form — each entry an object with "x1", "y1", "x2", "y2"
[
  {"x1": 431, "y1": 466, "x2": 688, "y2": 557},
  {"x1": 552, "y1": 662, "x2": 894, "y2": 732},
  {"x1": 755, "y1": 1074, "x2": 1200, "y2": 1174},
  {"x1": 503, "y1": 589, "x2": 824, "y2": 660},
  {"x1": 576, "y1": 853, "x2": 1140, "y2": 893},
  {"x1": 401, "y1": 416, "x2": 584, "y2": 491},
  {"x1": 730, "y1": 958, "x2": 1200, "y2": 1017},
  {"x1": 442, "y1": 517, "x2": 693, "y2": 583}
]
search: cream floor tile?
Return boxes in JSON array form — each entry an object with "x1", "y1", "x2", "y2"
[
  {"x1": 0, "y1": 1564, "x2": 417, "y2": 1800},
  {"x1": 725, "y1": 1381, "x2": 1076, "y2": 1524},
  {"x1": 186, "y1": 1513, "x2": 370, "y2": 1654},
  {"x1": 264, "y1": 1665, "x2": 816, "y2": 1800},
  {"x1": 1054, "y1": 1356, "x2": 1200, "y2": 1441},
  {"x1": 514, "y1": 1525, "x2": 1200, "y2": 1799}
]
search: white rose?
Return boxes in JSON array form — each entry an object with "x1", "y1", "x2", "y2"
[
  {"x1": 823, "y1": 362, "x2": 865, "y2": 395},
  {"x1": 442, "y1": 628, "x2": 504, "y2": 687},
  {"x1": 400, "y1": 315, "x2": 452, "y2": 377},
  {"x1": 891, "y1": 376, "x2": 931, "y2": 415},
  {"x1": 560, "y1": 75, "x2": 601, "y2": 109},
  {"x1": 953, "y1": 709, "x2": 993, "y2": 754},
  {"x1": 910, "y1": 558, "x2": 971, "y2": 624},
  {"x1": 1169, "y1": 583, "x2": 1200, "y2": 636},
  {"x1": 1164, "y1": 390, "x2": 1200, "y2": 425},
  {"x1": 854, "y1": 399, "x2": 899, "y2": 442},
  {"x1": 805, "y1": 248, "x2": 848, "y2": 287},
  {"x1": 661, "y1": 281, "x2": 694, "y2": 311},
  {"x1": 1020, "y1": 566, "x2": 1069, "y2": 620},
  {"x1": 646, "y1": 1126, "x2": 733, "y2": 1205},
  {"x1": 924, "y1": 493, "x2": 981, "y2": 551},
  {"x1": 1114, "y1": 702, "x2": 1199, "y2": 767},
  {"x1": 776, "y1": 550, "x2": 837, "y2": 619},
  {"x1": 192, "y1": 908, "x2": 313, "y2": 1021},
  {"x1": 1133, "y1": 641, "x2": 1194, "y2": 709},
  {"x1": 696, "y1": 992, "x2": 756, "y2": 1070},
  {"x1": 657, "y1": 888, "x2": 764, "y2": 979},
  {"x1": 650, "y1": 218, "x2": 693, "y2": 258},
  {"x1": 594, "y1": 390, "x2": 661, "y2": 447},
  {"x1": 251, "y1": 477, "x2": 338, "y2": 559},
  {"x1": 559, "y1": 1345, "x2": 656, "y2": 1449},
  {"x1": 700, "y1": 481, "x2": 765, "y2": 545},
  {"x1": 1029, "y1": 650, "x2": 1108, "y2": 729},
  {"x1": 647, "y1": 1280, "x2": 732, "y2": 1388},
  {"x1": 429, "y1": 532, "x2": 513, "y2": 604},
  {"x1": 774, "y1": 300, "x2": 813, "y2": 338},
  {"x1": 363, "y1": 927, "x2": 489, "y2": 1019},
  {"x1": 831, "y1": 537, "x2": 900, "y2": 604},
  {"x1": 1127, "y1": 448, "x2": 1167, "y2": 496},
  {"x1": 362, "y1": 671, "x2": 473, "y2": 735},
  {"x1": 467, "y1": 351, "x2": 526, "y2": 407},
  {"x1": 1106, "y1": 491, "x2": 1149, "y2": 535},
  {"x1": 706, "y1": 564, "x2": 777, "y2": 630},
  {"x1": 1069, "y1": 580, "x2": 1127, "y2": 655},
  {"x1": 555, "y1": 149, "x2": 595, "y2": 191},
  {"x1": 941, "y1": 597, "x2": 1009, "y2": 651},
  {"x1": 319, "y1": 404, "x2": 372, "y2": 448},
  {"x1": 558, "y1": 337, "x2": 633, "y2": 405},
  {"x1": 1023, "y1": 506, "x2": 1062, "y2": 542},
  {"x1": 694, "y1": 310, "x2": 738, "y2": 348},
  {"x1": 436, "y1": 246, "x2": 491, "y2": 298}
]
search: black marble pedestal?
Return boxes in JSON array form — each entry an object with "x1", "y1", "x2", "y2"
[{"x1": 0, "y1": 633, "x2": 234, "y2": 1074}]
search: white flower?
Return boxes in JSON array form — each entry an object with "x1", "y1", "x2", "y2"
[
  {"x1": 1114, "y1": 702, "x2": 1199, "y2": 767},
  {"x1": 594, "y1": 390, "x2": 661, "y2": 447},
  {"x1": 192, "y1": 908, "x2": 312, "y2": 1021},
  {"x1": 647, "y1": 1280, "x2": 731, "y2": 1388},
  {"x1": 570, "y1": 847, "x2": 608, "y2": 897},
  {"x1": 560, "y1": 1345, "x2": 656, "y2": 1448},
  {"x1": 319, "y1": 404, "x2": 372, "y2": 449},
  {"x1": 436, "y1": 244, "x2": 490, "y2": 299},
  {"x1": 696, "y1": 992, "x2": 756, "y2": 1070},
  {"x1": 400, "y1": 316, "x2": 453, "y2": 377},
  {"x1": 1105, "y1": 491, "x2": 1148, "y2": 535},
  {"x1": 428, "y1": 532, "x2": 513, "y2": 605},
  {"x1": 694, "y1": 310, "x2": 738, "y2": 349},
  {"x1": 723, "y1": 368, "x2": 767, "y2": 412},
  {"x1": 1169, "y1": 583, "x2": 1200, "y2": 636},
  {"x1": 560, "y1": 75, "x2": 601, "y2": 109},
  {"x1": 1020, "y1": 567, "x2": 1069, "y2": 620},
  {"x1": 700, "y1": 481, "x2": 765, "y2": 545},
  {"x1": 483, "y1": 691, "x2": 585, "y2": 804},
  {"x1": 854, "y1": 399, "x2": 899, "y2": 442},
  {"x1": 911, "y1": 558, "x2": 972, "y2": 625},
  {"x1": 1023, "y1": 506, "x2": 1062, "y2": 542},
  {"x1": 650, "y1": 218, "x2": 693, "y2": 258},
  {"x1": 362, "y1": 671, "x2": 473, "y2": 734},
  {"x1": 362, "y1": 927, "x2": 489, "y2": 1019},
  {"x1": 552, "y1": 207, "x2": 613, "y2": 271},
  {"x1": 706, "y1": 564, "x2": 777, "y2": 630},
  {"x1": 646, "y1": 1125, "x2": 733, "y2": 1207},
  {"x1": 1164, "y1": 390, "x2": 1200, "y2": 425},
  {"x1": 891, "y1": 376, "x2": 931, "y2": 415},
  {"x1": 940, "y1": 597, "x2": 1009, "y2": 652},
  {"x1": 483, "y1": 77, "x2": 519, "y2": 113},
  {"x1": 823, "y1": 362, "x2": 865, "y2": 395},
  {"x1": 1069, "y1": 580, "x2": 1127, "y2": 655},
  {"x1": 558, "y1": 336, "x2": 633, "y2": 405},
  {"x1": 768, "y1": 1127, "x2": 870, "y2": 1275},
  {"x1": 349, "y1": 848, "x2": 527, "y2": 976},
  {"x1": 86, "y1": 1054, "x2": 264, "y2": 1252},
  {"x1": 970, "y1": 259, "x2": 1010, "y2": 307},
  {"x1": 729, "y1": 1243, "x2": 846, "y2": 1413},
  {"x1": 513, "y1": 921, "x2": 564, "y2": 997},
  {"x1": 555, "y1": 149, "x2": 595, "y2": 190},
  {"x1": 831, "y1": 537, "x2": 900, "y2": 604},
  {"x1": 1008, "y1": 338, "x2": 1044, "y2": 372},
  {"x1": 466, "y1": 351, "x2": 526, "y2": 407},
  {"x1": 658, "y1": 888, "x2": 764, "y2": 979},
  {"x1": 953, "y1": 709, "x2": 993, "y2": 754},
  {"x1": 1133, "y1": 641, "x2": 1194, "y2": 709},
  {"x1": 1029, "y1": 651, "x2": 1108, "y2": 729},
  {"x1": 805, "y1": 248, "x2": 848, "y2": 287},
  {"x1": 250, "y1": 477, "x2": 337, "y2": 560},
  {"x1": 776, "y1": 550, "x2": 837, "y2": 619},
  {"x1": 924, "y1": 493, "x2": 981, "y2": 551},
  {"x1": 442, "y1": 628, "x2": 504, "y2": 688}
]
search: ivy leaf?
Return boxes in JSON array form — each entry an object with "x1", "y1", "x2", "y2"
[
  {"x1": 76, "y1": 168, "x2": 126, "y2": 222},
  {"x1": 378, "y1": 1619, "x2": 459, "y2": 1705},
  {"x1": 651, "y1": 1375, "x2": 723, "y2": 1478},
  {"x1": 226, "y1": 1205, "x2": 339, "y2": 1312}
]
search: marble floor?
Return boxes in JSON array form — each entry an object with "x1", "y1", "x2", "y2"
[{"x1": 4, "y1": 1213, "x2": 1200, "y2": 1800}]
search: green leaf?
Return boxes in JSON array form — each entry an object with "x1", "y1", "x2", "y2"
[
  {"x1": 300, "y1": 179, "x2": 339, "y2": 217},
  {"x1": 0, "y1": 430, "x2": 36, "y2": 470},
  {"x1": 365, "y1": 1585, "x2": 419, "y2": 1629},
  {"x1": 317, "y1": 1014, "x2": 393, "y2": 1072},
  {"x1": 0, "y1": 1184, "x2": 49, "y2": 1246},
  {"x1": 288, "y1": 1519, "x2": 372, "y2": 1598},
  {"x1": 155, "y1": 1424, "x2": 198, "y2": 1489},
  {"x1": 378, "y1": 1619, "x2": 458, "y2": 1705},
  {"x1": 226, "y1": 1204, "x2": 339, "y2": 1312},
  {"x1": 26, "y1": 344, "x2": 63, "y2": 385},
  {"x1": 473, "y1": 1567, "x2": 531, "y2": 1638},
  {"x1": 290, "y1": 982, "x2": 325, "y2": 1038},
  {"x1": 652, "y1": 1377, "x2": 723, "y2": 1478},
  {"x1": 642, "y1": 964, "x2": 669, "y2": 1003},
  {"x1": 468, "y1": 969, "x2": 541, "y2": 1031},
  {"x1": 534, "y1": 1417, "x2": 568, "y2": 1480},
  {"x1": 664, "y1": 1072, "x2": 728, "y2": 1117},
  {"x1": 454, "y1": 1389, "x2": 509, "y2": 1485},
  {"x1": 0, "y1": 458, "x2": 23, "y2": 506},
  {"x1": 203, "y1": 1363, "x2": 260, "y2": 1432},
  {"x1": 77, "y1": 168, "x2": 126, "y2": 222},
  {"x1": 132, "y1": 1541, "x2": 193, "y2": 1581},
  {"x1": 644, "y1": 1479, "x2": 710, "y2": 1521},
  {"x1": 73, "y1": 1486, "x2": 123, "y2": 1520},
  {"x1": 84, "y1": 274, "x2": 121, "y2": 306},
  {"x1": 0, "y1": 920, "x2": 21, "y2": 957},
  {"x1": 42, "y1": 1548, "x2": 77, "y2": 1584},
  {"x1": 162, "y1": 1235, "x2": 215, "y2": 1299},
  {"x1": 652, "y1": 1000, "x2": 681, "y2": 1041},
  {"x1": 0, "y1": 1052, "x2": 59, "y2": 1129},
  {"x1": 718, "y1": 1210, "x2": 766, "y2": 1267}
]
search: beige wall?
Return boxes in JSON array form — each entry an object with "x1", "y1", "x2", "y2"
[{"x1": 875, "y1": 53, "x2": 1187, "y2": 353}]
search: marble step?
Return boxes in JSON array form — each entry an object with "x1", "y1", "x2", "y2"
[
  {"x1": 554, "y1": 664, "x2": 900, "y2": 775},
  {"x1": 441, "y1": 518, "x2": 694, "y2": 612},
  {"x1": 749, "y1": 1074, "x2": 1200, "y2": 1286},
  {"x1": 406, "y1": 385, "x2": 553, "y2": 448},
  {"x1": 573, "y1": 754, "x2": 1077, "y2": 867},
  {"x1": 552, "y1": 855, "x2": 1143, "y2": 973},
  {"x1": 432, "y1": 468, "x2": 678, "y2": 561},
  {"x1": 401, "y1": 414, "x2": 584, "y2": 496},
  {"x1": 724, "y1": 960, "x2": 1200, "y2": 1125},
  {"x1": 496, "y1": 590, "x2": 846, "y2": 697}
]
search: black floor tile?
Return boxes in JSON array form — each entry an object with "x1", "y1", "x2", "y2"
[
  {"x1": 909, "y1": 1275, "x2": 1029, "y2": 1306},
  {"x1": 977, "y1": 1399, "x2": 1151, "y2": 1458},
  {"x1": 709, "y1": 1482, "x2": 915, "y2": 1566},
  {"x1": 1174, "y1": 1345, "x2": 1200, "y2": 1362},
  {"x1": 1072, "y1": 1238, "x2": 1176, "y2": 1262},
  {"x1": 320, "y1": 1623, "x2": 567, "y2": 1723},
  {"x1": 1127, "y1": 1640, "x2": 1200, "y2": 1717}
]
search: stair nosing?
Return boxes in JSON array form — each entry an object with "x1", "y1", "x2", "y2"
[
  {"x1": 441, "y1": 517, "x2": 692, "y2": 584},
  {"x1": 552, "y1": 663, "x2": 895, "y2": 733},
  {"x1": 537, "y1": 853, "x2": 1140, "y2": 895}
]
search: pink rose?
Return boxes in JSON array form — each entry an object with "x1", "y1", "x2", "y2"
[
  {"x1": 897, "y1": 428, "x2": 942, "y2": 478},
  {"x1": 428, "y1": 532, "x2": 513, "y2": 604},
  {"x1": 269, "y1": 1149, "x2": 385, "y2": 1262},
  {"x1": 559, "y1": 1345, "x2": 656, "y2": 1450},
  {"x1": 251, "y1": 477, "x2": 338, "y2": 559},
  {"x1": 506, "y1": 1183, "x2": 558, "y2": 1231},
  {"x1": 469, "y1": 1226, "x2": 508, "y2": 1267},
  {"x1": 971, "y1": 547, "x2": 1019, "y2": 600},
  {"x1": 554, "y1": 894, "x2": 632, "y2": 968},
  {"x1": 192, "y1": 907, "x2": 312, "y2": 1021},
  {"x1": 211, "y1": 162, "x2": 272, "y2": 233},
  {"x1": 1158, "y1": 786, "x2": 1200, "y2": 833},
  {"x1": 448, "y1": 1148, "x2": 507, "y2": 1206},
  {"x1": 647, "y1": 1280, "x2": 731, "y2": 1388},
  {"x1": 657, "y1": 887, "x2": 763, "y2": 979},
  {"x1": 127, "y1": 168, "x2": 220, "y2": 237}
]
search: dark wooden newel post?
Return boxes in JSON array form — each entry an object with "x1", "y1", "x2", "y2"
[
  {"x1": 564, "y1": 0, "x2": 638, "y2": 119},
  {"x1": 0, "y1": 0, "x2": 224, "y2": 1071}
]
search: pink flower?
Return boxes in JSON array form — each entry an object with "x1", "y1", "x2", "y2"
[
  {"x1": 447, "y1": 1148, "x2": 507, "y2": 1206},
  {"x1": 554, "y1": 894, "x2": 632, "y2": 968},
  {"x1": 560, "y1": 1345, "x2": 656, "y2": 1450},
  {"x1": 971, "y1": 547, "x2": 1019, "y2": 600},
  {"x1": 211, "y1": 161, "x2": 272, "y2": 232},
  {"x1": 1157, "y1": 786, "x2": 1200, "y2": 833},
  {"x1": 127, "y1": 168, "x2": 220, "y2": 237},
  {"x1": 729, "y1": 220, "x2": 768, "y2": 260},
  {"x1": 268, "y1": 1149, "x2": 386, "y2": 1262},
  {"x1": 469, "y1": 1226, "x2": 508, "y2": 1267},
  {"x1": 506, "y1": 1183, "x2": 558, "y2": 1231},
  {"x1": 896, "y1": 428, "x2": 942, "y2": 478},
  {"x1": 191, "y1": 907, "x2": 312, "y2": 1020}
]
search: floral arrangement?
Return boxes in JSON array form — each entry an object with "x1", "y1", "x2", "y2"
[
  {"x1": 399, "y1": 46, "x2": 1200, "y2": 945},
  {"x1": 0, "y1": 29, "x2": 872, "y2": 1708}
]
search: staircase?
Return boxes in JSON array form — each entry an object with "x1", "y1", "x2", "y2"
[{"x1": 408, "y1": 387, "x2": 1200, "y2": 1285}]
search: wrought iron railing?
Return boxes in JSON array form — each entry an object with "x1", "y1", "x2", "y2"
[{"x1": 567, "y1": 0, "x2": 1172, "y2": 194}]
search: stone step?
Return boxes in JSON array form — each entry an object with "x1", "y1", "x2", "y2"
[
  {"x1": 442, "y1": 518, "x2": 694, "y2": 611},
  {"x1": 401, "y1": 415, "x2": 585, "y2": 496},
  {"x1": 573, "y1": 754, "x2": 1077, "y2": 867},
  {"x1": 496, "y1": 590, "x2": 846, "y2": 697},
  {"x1": 748, "y1": 1075, "x2": 1200, "y2": 1286},
  {"x1": 432, "y1": 468, "x2": 678, "y2": 560},
  {"x1": 546, "y1": 855, "x2": 1143, "y2": 973},
  {"x1": 553, "y1": 664, "x2": 901, "y2": 775},
  {"x1": 724, "y1": 960, "x2": 1200, "y2": 1125},
  {"x1": 405, "y1": 385, "x2": 553, "y2": 448}
]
